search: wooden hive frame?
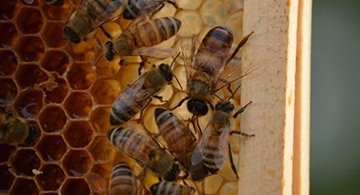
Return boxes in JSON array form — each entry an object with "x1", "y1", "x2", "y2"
[{"x1": 239, "y1": 0, "x2": 311, "y2": 194}]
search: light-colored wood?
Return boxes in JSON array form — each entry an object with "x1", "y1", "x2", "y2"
[
  {"x1": 239, "y1": 0, "x2": 300, "y2": 194},
  {"x1": 293, "y1": 0, "x2": 311, "y2": 194}
]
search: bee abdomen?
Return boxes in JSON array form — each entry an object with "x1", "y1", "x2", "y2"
[
  {"x1": 150, "y1": 181, "x2": 194, "y2": 195},
  {"x1": 110, "y1": 102, "x2": 141, "y2": 125},
  {"x1": 110, "y1": 163, "x2": 137, "y2": 195},
  {"x1": 134, "y1": 17, "x2": 181, "y2": 47}
]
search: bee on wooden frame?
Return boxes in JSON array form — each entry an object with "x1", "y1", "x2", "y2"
[
  {"x1": 108, "y1": 126, "x2": 180, "y2": 181},
  {"x1": 0, "y1": 107, "x2": 39, "y2": 146}
]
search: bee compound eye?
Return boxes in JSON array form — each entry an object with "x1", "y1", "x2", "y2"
[{"x1": 187, "y1": 99, "x2": 208, "y2": 116}]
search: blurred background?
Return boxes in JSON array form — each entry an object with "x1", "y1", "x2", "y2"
[{"x1": 311, "y1": 0, "x2": 360, "y2": 194}]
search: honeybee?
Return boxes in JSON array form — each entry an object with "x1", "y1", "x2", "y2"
[
  {"x1": 108, "y1": 126, "x2": 180, "y2": 181},
  {"x1": 43, "y1": 0, "x2": 64, "y2": 6},
  {"x1": 150, "y1": 181, "x2": 195, "y2": 195},
  {"x1": 0, "y1": 108, "x2": 39, "y2": 146},
  {"x1": 154, "y1": 108, "x2": 196, "y2": 173},
  {"x1": 110, "y1": 162, "x2": 137, "y2": 195},
  {"x1": 123, "y1": 0, "x2": 179, "y2": 20},
  {"x1": 110, "y1": 58, "x2": 179, "y2": 125},
  {"x1": 190, "y1": 100, "x2": 254, "y2": 181},
  {"x1": 176, "y1": 26, "x2": 253, "y2": 117},
  {"x1": 105, "y1": 17, "x2": 181, "y2": 60}
]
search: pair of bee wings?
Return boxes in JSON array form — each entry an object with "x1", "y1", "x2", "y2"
[
  {"x1": 190, "y1": 124, "x2": 231, "y2": 170},
  {"x1": 115, "y1": 72, "x2": 159, "y2": 109}
]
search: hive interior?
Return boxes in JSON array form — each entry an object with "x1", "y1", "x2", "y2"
[{"x1": 0, "y1": 0, "x2": 246, "y2": 194}]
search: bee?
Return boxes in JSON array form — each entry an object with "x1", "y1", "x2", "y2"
[
  {"x1": 105, "y1": 17, "x2": 181, "y2": 61},
  {"x1": 0, "y1": 108, "x2": 39, "y2": 146},
  {"x1": 110, "y1": 53, "x2": 180, "y2": 125},
  {"x1": 190, "y1": 100, "x2": 254, "y2": 181},
  {"x1": 154, "y1": 108, "x2": 196, "y2": 173},
  {"x1": 150, "y1": 181, "x2": 195, "y2": 195},
  {"x1": 123, "y1": 0, "x2": 179, "y2": 20},
  {"x1": 175, "y1": 27, "x2": 253, "y2": 117},
  {"x1": 43, "y1": 0, "x2": 64, "y2": 6},
  {"x1": 108, "y1": 126, "x2": 180, "y2": 181},
  {"x1": 110, "y1": 162, "x2": 137, "y2": 195}
]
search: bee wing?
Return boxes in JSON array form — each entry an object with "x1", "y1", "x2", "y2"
[
  {"x1": 136, "y1": 0, "x2": 163, "y2": 10},
  {"x1": 190, "y1": 124, "x2": 212, "y2": 166},
  {"x1": 214, "y1": 127, "x2": 231, "y2": 169},
  {"x1": 90, "y1": 0, "x2": 125, "y2": 30},
  {"x1": 179, "y1": 36, "x2": 197, "y2": 82},
  {"x1": 132, "y1": 47, "x2": 176, "y2": 59},
  {"x1": 120, "y1": 73, "x2": 158, "y2": 104}
]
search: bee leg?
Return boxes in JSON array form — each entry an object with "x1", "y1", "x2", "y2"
[
  {"x1": 139, "y1": 99, "x2": 152, "y2": 121},
  {"x1": 138, "y1": 56, "x2": 149, "y2": 76},
  {"x1": 226, "y1": 31, "x2": 254, "y2": 64},
  {"x1": 153, "y1": 95, "x2": 168, "y2": 103},
  {"x1": 233, "y1": 101, "x2": 253, "y2": 118},
  {"x1": 166, "y1": 0, "x2": 180, "y2": 9},
  {"x1": 230, "y1": 130, "x2": 255, "y2": 137},
  {"x1": 170, "y1": 96, "x2": 189, "y2": 110},
  {"x1": 99, "y1": 25, "x2": 112, "y2": 39},
  {"x1": 228, "y1": 143, "x2": 239, "y2": 179}
]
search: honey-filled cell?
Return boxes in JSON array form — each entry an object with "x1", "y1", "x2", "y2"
[
  {"x1": 15, "y1": 64, "x2": 48, "y2": 89},
  {"x1": 89, "y1": 136, "x2": 116, "y2": 163},
  {"x1": 0, "y1": 1, "x2": 17, "y2": 20},
  {"x1": 36, "y1": 135, "x2": 67, "y2": 162},
  {"x1": 36, "y1": 164, "x2": 65, "y2": 191},
  {"x1": 64, "y1": 92, "x2": 93, "y2": 119},
  {"x1": 61, "y1": 178, "x2": 90, "y2": 195},
  {"x1": 44, "y1": 77, "x2": 69, "y2": 103},
  {"x1": 39, "y1": 105, "x2": 67, "y2": 132},
  {"x1": 68, "y1": 38, "x2": 100, "y2": 62},
  {"x1": 0, "y1": 165, "x2": 15, "y2": 193},
  {"x1": 10, "y1": 149, "x2": 41, "y2": 176},
  {"x1": 91, "y1": 78, "x2": 121, "y2": 105},
  {"x1": 67, "y1": 63, "x2": 96, "y2": 90},
  {"x1": 0, "y1": 143, "x2": 16, "y2": 163},
  {"x1": 41, "y1": 1, "x2": 72, "y2": 21},
  {"x1": 62, "y1": 150, "x2": 91, "y2": 177},
  {"x1": 16, "y1": 7, "x2": 43, "y2": 34},
  {"x1": 15, "y1": 36, "x2": 44, "y2": 62},
  {"x1": 0, "y1": 22, "x2": 18, "y2": 48},
  {"x1": 64, "y1": 121, "x2": 94, "y2": 148},
  {"x1": 0, "y1": 78, "x2": 18, "y2": 105},
  {"x1": 13, "y1": 88, "x2": 43, "y2": 119},
  {"x1": 90, "y1": 107, "x2": 111, "y2": 134},
  {"x1": 42, "y1": 22, "x2": 67, "y2": 48},
  {"x1": 41, "y1": 50, "x2": 69, "y2": 75},
  {"x1": 0, "y1": 50, "x2": 18, "y2": 76},
  {"x1": 10, "y1": 178, "x2": 39, "y2": 195}
]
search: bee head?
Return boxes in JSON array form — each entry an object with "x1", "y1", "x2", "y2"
[
  {"x1": 150, "y1": 182, "x2": 160, "y2": 194},
  {"x1": 187, "y1": 99, "x2": 208, "y2": 116},
  {"x1": 159, "y1": 63, "x2": 173, "y2": 82},
  {"x1": 164, "y1": 164, "x2": 180, "y2": 181},
  {"x1": 105, "y1": 41, "x2": 115, "y2": 61},
  {"x1": 64, "y1": 26, "x2": 81, "y2": 43},
  {"x1": 215, "y1": 101, "x2": 234, "y2": 112}
]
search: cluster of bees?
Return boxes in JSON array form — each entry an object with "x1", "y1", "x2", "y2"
[{"x1": 0, "y1": 0, "x2": 256, "y2": 194}]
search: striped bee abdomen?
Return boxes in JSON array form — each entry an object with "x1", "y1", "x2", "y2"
[
  {"x1": 202, "y1": 135, "x2": 224, "y2": 174},
  {"x1": 150, "y1": 181, "x2": 194, "y2": 195},
  {"x1": 110, "y1": 162, "x2": 137, "y2": 195}
]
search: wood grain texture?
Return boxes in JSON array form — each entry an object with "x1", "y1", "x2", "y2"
[{"x1": 238, "y1": 0, "x2": 300, "y2": 194}]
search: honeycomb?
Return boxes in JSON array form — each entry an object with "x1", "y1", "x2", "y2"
[{"x1": 0, "y1": 0, "x2": 246, "y2": 194}]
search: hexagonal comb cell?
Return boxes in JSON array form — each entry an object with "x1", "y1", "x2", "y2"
[
  {"x1": 13, "y1": 88, "x2": 43, "y2": 119},
  {"x1": 90, "y1": 107, "x2": 111, "y2": 134},
  {"x1": 62, "y1": 150, "x2": 91, "y2": 176},
  {"x1": 42, "y1": 22, "x2": 66, "y2": 48},
  {"x1": 0, "y1": 1, "x2": 17, "y2": 20},
  {"x1": 86, "y1": 164, "x2": 112, "y2": 193},
  {"x1": 0, "y1": 50, "x2": 17, "y2": 76},
  {"x1": 200, "y1": 0, "x2": 228, "y2": 25},
  {"x1": 0, "y1": 78, "x2": 17, "y2": 105},
  {"x1": 41, "y1": 1, "x2": 72, "y2": 20},
  {"x1": 10, "y1": 149, "x2": 41, "y2": 176},
  {"x1": 10, "y1": 178, "x2": 39, "y2": 195},
  {"x1": 0, "y1": 165, "x2": 14, "y2": 192},
  {"x1": 61, "y1": 179, "x2": 90, "y2": 195},
  {"x1": 67, "y1": 63, "x2": 96, "y2": 90},
  {"x1": 91, "y1": 78, "x2": 120, "y2": 105},
  {"x1": 41, "y1": 50, "x2": 69, "y2": 75},
  {"x1": 15, "y1": 64, "x2": 48, "y2": 88},
  {"x1": 89, "y1": 136, "x2": 116, "y2": 163},
  {"x1": 36, "y1": 135, "x2": 67, "y2": 162},
  {"x1": 64, "y1": 121, "x2": 94, "y2": 148},
  {"x1": 36, "y1": 164, "x2": 65, "y2": 191},
  {"x1": 39, "y1": 105, "x2": 67, "y2": 132},
  {"x1": 15, "y1": 36, "x2": 44, "y2": 62},
  {"x1": 44, "y1": 78, "x2": 69, "y2": 103},
  {"x1": 0, "y1": 22, "x2": 18, "y2": 48},
  {"x1": 16, "y1": 7, "x2": 43, "y2": 34},
  {"x1": 0, "y1": 143, "x2": 15, "y2": 163},
  {"x1": 64, "y1": 92, "x2": 93, "y2": 118}
]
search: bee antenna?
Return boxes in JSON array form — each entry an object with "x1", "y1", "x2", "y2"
[
  {"x1": 213, "y1": 93, "x2": 225, "y2": 102},
  {"x1": 173, "y1": 74, "x2": 183, "y2": 90},
  {"x1": 170, "y1": 52, "x2": 181, "y2": 68},
  {"x1": 227, "y1": 83, "x2": 242, "y2": 101},
  {"x1": 226, "y1": 31, "x2": 254, "y2": 64}
]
